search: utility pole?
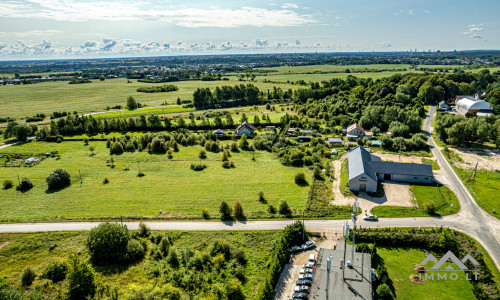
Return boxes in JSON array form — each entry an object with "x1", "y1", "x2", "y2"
[
  {"x1": 79, "y1": 169, "x2": 82, "y2": 184},
  {"x1": 467, "y1": 162, "x2": 478, "y2": 182},
  {"x1": 17, "y1": 174, "x2": 20, "y2": 186},
  {"x1": 351, "y1": 201, "x2": 359, "y2": 265}
]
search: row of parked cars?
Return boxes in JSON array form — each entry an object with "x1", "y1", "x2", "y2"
[
  {"x1": 292, "y1": 254, "x2": 316, "y2": 299},
  {"x1": 289, "y1": 240, "x2": 315, "y2": 254}
]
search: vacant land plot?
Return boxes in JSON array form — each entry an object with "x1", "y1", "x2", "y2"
[
  {"x1": 377, "y1": 247, "x2": 476, "y2": 300},
  {"x1": 0, "y1": 230, "x2": 277, "y2": 299},
  {"x1": 0, "y1": 141, "x2": 310, "y2": 222},
  {"x1": 0, "y1": 78, "x2": 296, "y2": 119},
  {"x1": 452, "y1": 147, "x2": 500, "y2": 172}
]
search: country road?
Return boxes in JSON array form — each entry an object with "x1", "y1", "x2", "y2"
[{"x1": 0, "y1": 105, "x2": 499, "y2": 271}]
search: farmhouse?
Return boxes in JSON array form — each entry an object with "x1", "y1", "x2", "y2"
[
  {"x1": 346, "y1": 123, "x2": 372, "y2": 141},
  {"x1": 235, "y1": 121, "x2": 256, "y2": 136},
  {"x1": 454, "y1": 96, "x2": 493, "y2": 115},
  {"x1": 348, "y1": 146, "x2": 433, "y2": 192}
]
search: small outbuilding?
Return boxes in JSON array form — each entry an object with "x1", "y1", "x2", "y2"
[
  {"x1": 213, "y1": 129, "x2": 226, "y2": 135},
  {"x1": 298, "y1": 136, "x2": 313, "y2": 143},
  {"x1": 438, "y1": 101, "x2": 450, "y2": 111},
  {"x1": 327, "y1": 137, "x2": 343, "y2": 145},
  {"x1": 235, "y1": 121, "x2": 256, "y2": 136}
]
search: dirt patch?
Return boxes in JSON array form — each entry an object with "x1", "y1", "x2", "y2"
[
  {"x1": 413, "y1": 265, "x2": 428, "y2": 273},
  {"x1": 409, "y1": 275, "x2": 425, "y2": 284},
  {"x1": 452, "y1": 148, "x2": 500, "y2": 172},
  {"x1": 375, "y1": 153, "x2": 429, "y2": 164},
  {"x1": 0, "y1": 241, "x2": 13, "y2": 251},
  {"x1": 356, "y1": 181, "x2": 415, "y2": 213}
]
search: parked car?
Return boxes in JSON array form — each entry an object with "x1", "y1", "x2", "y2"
[
  {"x1": 292, "y1": 292, "x2": 309, "y2": 299},
  {"x1": 299, "y1": 273, "x2": 314, "y2": 280},
  {"x1": 363, "y1": 214, "x2": 378, "y2": 221},
  {"x1": 296, "y1": 279, "x2": 312, "y2": 286},
  {"x1": 299, "y1": 268, "x2": 313, "y2": 274},
  {"x1": 294, "y1": 285, "x2": 310, "y2": 293},
  {"x1": 303, "y1": 263, "x2": 314, "y2": 269},
  {"x1": 301, "y1": 240, "x2": 315, "y2": 250},
  {"x1": 290, "y1": 246, "x2": 302, "y2": 253}
]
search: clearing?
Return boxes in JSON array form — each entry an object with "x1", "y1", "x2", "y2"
[{"x1": 451, "y1": 147, "x2": 500, "y2": 172}]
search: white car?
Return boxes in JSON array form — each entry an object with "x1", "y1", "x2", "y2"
[
  {"x1": 301, "y1": 240, "x2": 315, "y2": 250},
  {"x1": 299, "y1": 268, "x2": 313, "y2": 274},
  {"x1": 363, "y1": 214, "x2": 378, "y2": 221}
]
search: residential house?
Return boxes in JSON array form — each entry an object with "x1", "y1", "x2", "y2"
[
  {"x1": 235, "y1": 121, "x2": 256, "y2": 136},
  {"x1": 438, "y1": 101, "x2": 450, "y2": 111},
  {"x1": 346, "y1": 123, "x2": 373, "y2": 141}
]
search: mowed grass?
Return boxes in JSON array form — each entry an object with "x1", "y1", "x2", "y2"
[
  {"x1": 0, "y1": 78, "x2": 297, "y2": 119},
  {"x1": 0, "y1": 141, "x2": 310, "y2": 222},
  {"x1": 0, "y1": 230, "x2": 278, "y2": 299},
  {"x1": 371, "y1": 184, "x2": 459, "y2": 217},
  {"x1": 93, "y1": 105, "x2": 194, "y2": 118},
  {"x1": 256, "y1": 64, "x2": 412, "y2": 74},
  {"x1": 377, "y1": 247, "x2": 476, "y2": 300}
]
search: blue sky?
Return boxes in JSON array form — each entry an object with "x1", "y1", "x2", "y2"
[{"x1": 0, "y1": 0, "x2": 499, "y2": 60}]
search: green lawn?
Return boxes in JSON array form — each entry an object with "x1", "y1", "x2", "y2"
[
  {"x1": 0, "y1": 78, "x2": 297, "y2": 119},
  {"x1": 340, "y1": 159, "x2": 354, "y2": 197},
  {"x1": 0, "y1": 140, "x2": 310, "y2": 222},
  {"x1": 371, "y1": 184, "x2": 459, "y2": 217},
  {"x1": 421, "y1": 158, "x2": 440, "y2": 170},
  {"x1": 0, "y1": 230, "x2": 278, "y2": 299},
  {"x1": 377, "y1": 247, "x2": 476, "y2": 300},
  {"x1": 94, "y1": 105, "x2": 194, "y2": 119}
]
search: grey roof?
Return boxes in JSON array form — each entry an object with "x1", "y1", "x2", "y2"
[
  {"x1": 328, "y1": 138, "x2": 343, "y2": 143},
  {"x1": 348, "y1": 146, "x2": 377, "y2": 181},
  {"x1": 369, "y1": 161, "x2": 433, "y2": 177}
]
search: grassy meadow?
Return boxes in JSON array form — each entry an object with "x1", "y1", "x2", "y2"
[
  {"x1": 0, "y1": 78, "x2": 297, "y2": 119},
  {"x1": 377, "y1": 247, "x2": 476, "y2": 300},
  {"x1": 0, "y1": 230, "x2": 278, "y2": 298},
  {"x1": 0, "y1": 140, "x2": 311, "y2": 222}
]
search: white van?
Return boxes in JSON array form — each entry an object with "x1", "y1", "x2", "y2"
[{"x1": 308, "y1": 254, "x2": 315, "y2": 265}]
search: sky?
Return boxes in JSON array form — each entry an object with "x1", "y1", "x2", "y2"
[{"x1": 0, "y1": 0, "x2": 499, "y2": 60}]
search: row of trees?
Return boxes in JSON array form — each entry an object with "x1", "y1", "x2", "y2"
[{"x1": 434, "y1": 113, "x2": 500, "y2": 146}]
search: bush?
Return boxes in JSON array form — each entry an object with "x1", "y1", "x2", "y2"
[
  {"x1": 278, "y1": 200, "x2": 292, "y2": 216},
  {"x1": 230, "y1": 142, "x2": 239, "y2": 152},
  {"x1": 110, "y1": 142, "x2": 124, "y2": 154},
  {"x1": 233, "y1": 201, "x2": 244, "y2": 219},
  {"x1": 86, "y1": 222, "x2": 130, "y2": 264},
  {"x1": 21, "y1": 266, "x2": 36, "y2": 287},
  {"x1": 138, "y1": 221, "x2": 150, "y2": 237},
  {"x1": 268, "y1": 204, "x2": 276, "y2": 214},
  {"x1": 239, "y1": 134, "x2": 249, "y2": 149},
  {"x1": 46, "y1": 169, "x2": 71, "y2": 190},
  {"x1": 294, "y1": 172, "x2": 307, "y2": 185},
  {"x1": 258, "y1": 191, "x2": 265, "y2": 202},
  {"x1": 103, "y1": 177, "x2": 109, "y2": 184},
  {"x1": 219, "y1": 201, "x2": 232, "y2": 219},
  {"x1": 125, "y1": 239, "x2": 146, "y2": 262},
  {"x1": 199, "y1": 149, "x2": 207, "y2": 159},
  {"x1": 3, "y1": 180, "x2": 13, "y2": 190},
  {"x1": 423, "y1": 201, "x2": 436, "y2": 215},
  {"x1": 67, "y1": 255, "x2": 96, "y2": 300},
  {"x1": 137, "y1": 172, "x2": 145, "y2": 177},
  {"x1": 17, "y1": 178, "x2": 33, "y2": 191},
  {"x1": 202, "y1": 208, "x2": 210, "y2": 219},
  {"x1": 190, "y1": 163, "x2": 207, "y2": 171},
  {"x1": 222, "y1": 160, "x2": 231, "y2": 168},
  {"x1": 167, "y1": 247, "x2": 180, "y2": 268},
  {"x1": 42, "y1": 261, "x2": 67, "y2": 283},
  {"x1": 313, "y1": 166, "x2": 322, "y2": 179},
  {"x1": 376, "y1": 283, "x2": 395, "y2": 300}
]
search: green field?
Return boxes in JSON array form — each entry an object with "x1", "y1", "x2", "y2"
[
  {"x1": 371, "y1": 184, "x2": 459, "y2": 217},
  {"x1": 377, "y1": 247, "x2": 476, "y2": 300},
  {"x1": 0, "y1": 140, "x2": 310, "y2": 222},
  {"x1": 93, "y1": 105, "x2": 194, "y2": 119},
  {"x1": 0, "y1": 78, "x2": 296, "y2": 119},
  {"x1": 0, "y1": 230, "x2": 278, "y2": 298}
]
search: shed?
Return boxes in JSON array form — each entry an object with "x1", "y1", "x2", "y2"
[
  {"x1": 25, "y1": 157, "x2": 36, "y2": 164},
  {"x1": 331, "y1": 149, "x2": 338, "y2": 156},
  {"x1": 298, "y1": 136, "x2": 313, "y2": 143},
  {"x1": 213, "y1": 129, "x2": 226, "y2": 135},
  {"x1": 327, "y1": 138, "x2": 343, "y2": 145}
]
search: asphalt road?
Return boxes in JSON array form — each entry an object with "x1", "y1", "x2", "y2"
[{"x1": 0, "y1": 105, "x2": 499, "y2": 270}]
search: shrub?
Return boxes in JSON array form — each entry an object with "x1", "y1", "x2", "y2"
[
  {"x1": 202, "y1": 208, "x2": 210, "y2": 219},
  {"x1": 67, "y1": 255, "x2": 96, "y2": 300},
  {"x1": 423, "y1": 201, "x2": 436, "y2": 214},
  {"x1": 138, "y1": 221, "x2": 150, "y2": 237},
  {"x1": 222, "y1": 161, "x2": 231, "y2": 168},
  {"x1": 199, "y1": 149, "x2": 207, "y2": 159},
  {"x1": 278, "y1": 199, "x2": 292, "y2": 216},
  {"x1": 167, "y1": 150, "x2": 173, "y2": 159},
  {"x1": 219, "y1": 201, "x2": 232, "y2": 219},
  {"x1": 258, "y1": 191, "x2": 265, "y2": 202},
  {"x1": 233, "y1": 201, "x2": 244, "y2": 219},
  {"x1": 221, "y1": 150, "x2": 228, "y2": 161},
  {"x1": 86, "y1": 222, "x2": 129, "y2": 264},
  {"x1": 167, "y1": 247, "x2": 180, "y2": 268},
  {"x1": 239, "y1": 134, "x2": 249, "y2": 149},
  {"x1": 125, "y1": 239, "x2": 146, "y2": 262},
  {"x1": 46, "y1": 169, "x2": 71, "y2": 190},
  {"x1": 17, "y1": 178, "x2": 33, "y2": 191},
  {"x1": 110, "y1": 142, "x2": 124, "y2": 154},
  {"x1": 294, "y1": 172, "x2": 307, "y2": 185},
  {"x1": 151, "y1": 137, "x2": 167, "y2": 153},
  {"x1": 313, "y1": 166, "x2": 322, "y2": 179},
  {"x1": 229, "y1": 160, "x2": 236, "y2": 168},
  {"x1": 127, "y1": 96, "x2": 138, "y2": 109},
  {"x1": 137, "y1": 172, "x2": 145, "y2": 177},
  {"x1": 230, "y1": 142, "x2": 239, "y2": 152},
  {"x1": 103, "y1": 177, "x2": 109, "y2": 184},
  {"x1": 3, "y1": 180, "x2": 13, "y2": 190},
  {"x1": 376, "y1": 283, "x2": 394, "y2": 300},
  {"x1": 21, "y1": 266, "x2": 36, "y2": 287},
  {"x1": 190, "y1": 163, "x2": 207, "y2": 171},
  {"x1": 268, "y1": 204, "x2": 276, "y2": 214},
  {"x1": 42, "y1": 261, "x2": 67, "y2": 283}
]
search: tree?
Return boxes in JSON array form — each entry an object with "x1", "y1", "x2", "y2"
[
  {"x1": 376, "y1": 283, "x2": 394, "y2": 300},
  {"x1": 67, "y1": 255, "x2": 96, "y2": 300},
  {"x1": 294, "y1": 172, "x2": 307, "y2": 185},
  {"x1": 219, "y1": 201, "x2": 232, "y2": 219},
  {"x1": 127, "y1": 96, "x2": 138, "y2": 109},
  {"x1": 21, "y1": 266, "x2": 36, "y2": 287},
  {"x1": 13, "y1": 124, "x2": 32, "y2": 142},
  {"x1": 89, "y1": 145, "x2": 96, "y2": 155},
  {"x1": 239, "y1": 134, "x2": 249, "y2": 149},
  {"x1": 46, "y1": 169, "x2": 71, "y2": 190},
  {"x1": 17, "y1": 178, "x2": 33, "y2": 191},
  {"x1": 86, "y1": 222, "x2": 129, "y2": 264},
  {"x1": 233, "y1": 201, "x2": 244, "y2": 219},
  {"x1": 278, "y1": 200, "x2": 291, "y2": 216},
  {"x1": 313, "y1": 166, "x2": 322, "y2": 179},
  {"x1": 110, "y1": 142, "x2": 124, "y2": 154},
  {"x1": 167, "y1": 247, "x2": 180, "y2": 268}
]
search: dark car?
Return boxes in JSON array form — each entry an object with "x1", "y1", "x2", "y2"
[
  {"x1": 292, "y1": 292, "x2": 309, "y2": 299},
  {"x1": 296, "y1": 279, "x2": 312, "y2": 286}
]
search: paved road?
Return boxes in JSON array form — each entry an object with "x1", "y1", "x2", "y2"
[
  {"x1": 0, "y1": 137, "x2": 35, "y2": 149},
  {"x1": 0, "y1": 105, "x2": 499, "y2": 270}
]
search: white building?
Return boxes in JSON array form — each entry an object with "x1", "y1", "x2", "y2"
[{"x1": 455, "y1": 96, "x2": 493, "y2": 115}]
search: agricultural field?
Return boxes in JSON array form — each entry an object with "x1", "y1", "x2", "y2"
[
  {"x1": 0, "y1": 230, "x2": 278, "y2": 299},
  {"x1": 0, "y1": 78, "x2": 297, "y2": 120},
  {"x1": 376, "y1": 247, "x2": 476, "y2": 300},
  {"x1": 0, "y1": 140, "x2": 311, "y2": 222}
]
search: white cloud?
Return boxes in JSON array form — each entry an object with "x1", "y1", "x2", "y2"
[
  {"x1": 0, "y1": 37, "x2": 328, "y2": 59},
  {"x1": 0, "y1": 30, "x2": 62, "y2": 38},
  {"x1": 463, "y1": 24, "x2": 484, "y2": 39},
  {"x1": 0, "y1": 1, "x2": 315, "y2": 27},
  {"x1": 394, "y1": 9, "x2": 417, "y2": 16},
  {"x1": 281, "y1": 3, "x2": 299, "y2": 9}
]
